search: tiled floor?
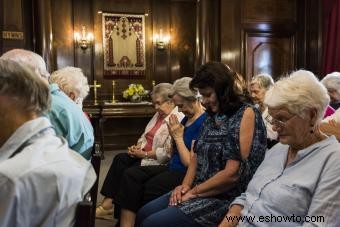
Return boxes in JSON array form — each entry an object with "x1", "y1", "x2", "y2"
[{"x1": 95, "y1": 150, "x2": 124, "y2": 227}]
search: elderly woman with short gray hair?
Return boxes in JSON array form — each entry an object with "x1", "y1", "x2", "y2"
[
  {"x1": 321, "y1": 72, "x2": 340, "y2": 110},
  {"x1": 249, "y1": 74, "x2": 277, "y2": 147},
  {"x1": 220, "y1": 70, "x2": 340, "y2": 227},
  {"x1": 96, "y1": 83, "x2": 184, "y2": 219}
]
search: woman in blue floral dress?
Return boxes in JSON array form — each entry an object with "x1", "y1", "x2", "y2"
[{"x1": 135, "y1": 62, "x2": 267, "y2": 227}]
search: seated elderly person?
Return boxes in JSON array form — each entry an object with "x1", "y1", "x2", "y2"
[
  {"x1": 136, "y1": 62, "x2": 267, "y2": 227},
  {"x1": 0, "y1": 59, "x2": 96, "y2": 226},
  {"x1": 320, "y1": 108, "x2": 340, "y2": 141},
  {"x1": 117, "y1": 77, "x2": 206, "y2": 227},
  {"x1": 249, "y1": 73, "x2": 278, "y2": 148},
  {"x1": 50, "y1": 66, "x2": 89, "y2": 109},
  {"x1": 321, "y1": 72, "x2": 340, "y2": 110},
  {"x1": 96, "y1": 83, "x2": 184, "y2": 219},
  {"x1": 219, "y1": 70, "x2": 340, "y2": 227},
  {"x1": 0, "y1": 49, "x2": 94, "y2": 159}
]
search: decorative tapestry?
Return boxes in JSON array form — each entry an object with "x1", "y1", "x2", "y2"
[{"x1": 102, "y1": 13, "x2": 146, "y2": 79}]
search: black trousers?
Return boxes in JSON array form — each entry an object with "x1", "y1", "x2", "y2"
[
  {"x1": 100, "y1": 153, "x2": 141, "y2": 200},
  {"x1": 116, "y1": 165, "x2": 185, "y2": 213}
]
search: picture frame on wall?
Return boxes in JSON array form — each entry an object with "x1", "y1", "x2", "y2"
[{"x1": 102, "y1": 12, "x2": 146, "y2": 79}]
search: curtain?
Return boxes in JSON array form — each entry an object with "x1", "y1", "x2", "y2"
[{"x1": 322, "y1": 0, "x2": 340, "y2": 76}]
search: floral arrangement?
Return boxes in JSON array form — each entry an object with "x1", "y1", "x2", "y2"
[{"x1": 122, "y1": 83, "x2": 148, "y2": 102}]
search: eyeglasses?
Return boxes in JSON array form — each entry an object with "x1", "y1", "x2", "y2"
[{"x1": 265, "y1": 114, "x2": 297, "y2": 128}]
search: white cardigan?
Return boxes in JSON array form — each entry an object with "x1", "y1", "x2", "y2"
[{"x1": 138, "y1": 106, "x2": 184, "y2": 166}]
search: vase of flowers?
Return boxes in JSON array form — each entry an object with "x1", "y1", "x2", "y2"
[{"x1": 122, "y1": 83, "x2": 148, "y2": 103}]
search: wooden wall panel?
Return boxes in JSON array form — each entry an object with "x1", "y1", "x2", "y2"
[
  {"x1": 170, "y1": 1, "x2": 196, "y2": 80},
  {"x1": 72, "y1": 0, "x2": 94, "y2": 82},
  {"x1": 246, "y1": 34, "x2": 295, "y2": 81},
  {"x1": 51, "y1": 0, "x2": 74, "y2": 70},
  {"x1": 1, "y1": 0, "x2": 32, "y2": 53},
  {"x1": 243, "y1": 0, "x2": 296, "y2": 22},
  {"x1": 220, "y1": 0, "x2": 242, "y2": 72}
]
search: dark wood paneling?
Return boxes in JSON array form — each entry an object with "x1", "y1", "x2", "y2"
[
  {"x1": 2, "y1": 0, "x2": 26, "y2": 52},
  {"x1": 51, "y1": 0, "x2": 74, "y2": 70},
  {"x1": 152, "y1": 0, "x2": 171, "y2": 84},
  {"x1": 243, "y1": 0, "x2": 296, "y2": 23},
  {"x1": 72, "y1": 0, "x2": 93, "y2": 81},
  {"x1": 0, "y1": 0, "x2": 3, "y2": 54},
  {"x1": 33, "y1": 0, "x2": 54, "y2": 72},
  {"x1": 196, "y1": 0, "x2": 220, "y2": 66},
  {"x1": 245, "y1": 34, "x2": 295, "y2": 81},
  {"x1": 220, "y1": 0, "x2": 242, "y2": 72},
  {"x1": 296, "y1": 0, "x2": 322, "y2": 77},
  {"x1": 170, "y1": 1, "x2": 196, "y2": 80}
]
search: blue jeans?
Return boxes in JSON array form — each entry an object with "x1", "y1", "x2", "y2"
[{"x1": 135, "y1": 193, "x2": 200, "y2": 227}]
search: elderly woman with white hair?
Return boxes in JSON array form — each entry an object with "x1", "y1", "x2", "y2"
[
  {"x1": 50, "y1": 66, "x2": 89, "y2": 109},
  {"x1": 321, "y1": 72, "x2": 340, "y2": 110},
  {"x1": 249, "y1": 74, "x2": 277, "y2": 148},
  {"x1": 219, "y1": 70, "x2": 340, "y2": 227},
  {"x1": 0, "y1": 49, "x2": 94, "y2": 159}
]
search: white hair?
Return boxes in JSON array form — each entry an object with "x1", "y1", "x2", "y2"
[
  {"x1": 321, "y1": 72, "x2": 340, "y2": 92},
  {"x1": 264, "y1": 70, "x2": 330, "y2": 121},
  {"x1": 250, "y1": 73, "x2": 274, "y2": 90},
  {"x1": 0, "y1": 49, "x2": 50, "y2": 79},
  {"x1": 50, "y1": 67, "x2": 89, "y2": 102}
]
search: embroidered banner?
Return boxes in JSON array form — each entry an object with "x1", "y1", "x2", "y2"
[{"x1": 102, "y1": 13, "x2": 146, "y2": 79}]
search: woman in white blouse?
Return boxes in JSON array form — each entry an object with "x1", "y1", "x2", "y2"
[
  {"x1": 96, "y1": 83, "x2": 184, "y2": 218},
  {"x1": 220, "y1": 70, "x2": 340, "y2": 227}
]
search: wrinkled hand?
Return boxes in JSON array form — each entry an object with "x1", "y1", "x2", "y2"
[
  {"x1": 168, "y1": 114, "x2": 184, "y2": 140},
  {"x1": 128, "y1": 144, "x2": 143, "y2": 158},
  {"x1": 169, "y1": 184, "x2": 190, "y2": 206}
]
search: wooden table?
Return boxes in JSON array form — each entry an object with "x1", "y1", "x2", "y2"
[{"x1": 83, "y1": 102, "x2": 155, "y2": 156}]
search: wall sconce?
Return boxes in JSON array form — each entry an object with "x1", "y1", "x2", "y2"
[
  {"x1": 153, "y1": 29, "x2": 170, "y2": 50},
  {"x1": 74, "y1": 25, "x2": 94, "y2": 50}
]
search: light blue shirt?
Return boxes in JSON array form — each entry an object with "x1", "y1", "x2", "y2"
[
  {"x1": 0, "y1": 117, "x2": 96, "y2": 227},
  {"x1": 232, "y1": 136, "x2": 340, "y2": 227},
  {"x1": 46, "y1": 84, "x2": 94, "y2": 159}
]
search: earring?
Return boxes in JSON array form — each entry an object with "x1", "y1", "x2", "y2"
[{"x1": 310, "y1": 124, "x2": 314, "y2": 134}]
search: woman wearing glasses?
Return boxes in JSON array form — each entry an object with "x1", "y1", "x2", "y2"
[
  {"x1": 96, "y1": 83, "x2": 184, "y2": 219},
  {"x1": 249, "y1": 74, "x2": 278, "y2": 149},
  {"x1": 136, "y1": 62, "x2": 267, "y2": 227},
  {"x1": 219, "y1": 70, "x2": 340, "y2": 227},
  {"x1": 117, "y1": 77, "x2": 206, "y2": 227}
]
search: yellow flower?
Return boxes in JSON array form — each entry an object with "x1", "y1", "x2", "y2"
[{"x1": 122, "y1": 83, "x2": 146, "y2": 99}]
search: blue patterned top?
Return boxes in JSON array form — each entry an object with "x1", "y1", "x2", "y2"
[{"x1": 178, "y1": 104, "x2": 267, "y2": 226}]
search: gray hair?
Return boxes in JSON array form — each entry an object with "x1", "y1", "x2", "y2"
[
  {"x1": 50, "y1": 67, "x2": 89, "y2": 100},
  {"x1": 264, "y1": 70, "x2": 329, "y2": 121},
  {"x1": 321, "y1": 72, "x2": 340, "y2": 93},
  {"x1": 0, "y1": 59, "x2": 50, "y2": 115},
  {"x1": 169, "y1": 77, "x2": 199, "y2": 101},
  {"x1": 151, "y1": 83, "x2": 173, "y2": 101},
  {"x1": 250, "y1": 73, "x2": 274, "y2": 90},
  {"x1": 1, "y1": 49, "x2": 50, "y2": 79}
]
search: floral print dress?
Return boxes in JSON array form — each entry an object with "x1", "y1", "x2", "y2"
[{"x1": 178, "y1": 104, "x2": 267, "y2": 226}]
